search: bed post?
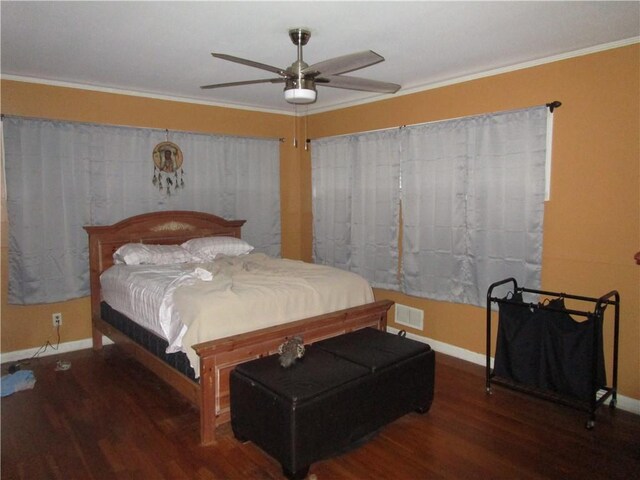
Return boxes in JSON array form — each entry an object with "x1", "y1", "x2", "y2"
[
  {"x1": 199, "y1": 356, "x2": 217, "y2": 445},
  {"x1": 92, "y1": 325, "x2": 103, "y2": 350},
  {"x1": 84, "y1": 225, "x2": 104, "y2": 350},
  {"x1": 90, "y1": 291, "x2": 103, "y2": 351}
]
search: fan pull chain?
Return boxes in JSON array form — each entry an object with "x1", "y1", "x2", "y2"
[
  {"x1": 293, "y1": 105, "x2": 298, "y2": 148},
  {"x1": 304, "y1": 110, "x2": 309, "y2": 151}
]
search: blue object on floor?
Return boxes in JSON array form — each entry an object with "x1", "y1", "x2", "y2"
[{"x1": 1, "y1": 369, "x2": 36, "y2": 397}]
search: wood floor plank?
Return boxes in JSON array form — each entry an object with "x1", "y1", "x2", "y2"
[{"x1": 2, "y1": 345, "x2": 639, "y2": 479}]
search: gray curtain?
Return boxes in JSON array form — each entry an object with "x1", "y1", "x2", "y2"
[
  {"x1": 402, "y1": 107, "x2": 547, "y2": 306},
  {"x1": 311, "y1": 129, "x2": 401, "y2": 290},
  {"x1": 312, "y1": 106, "x2": 548, "y2": 306},
  {"x1": 3, "y1": 117, "x2": 280, "y2": 304},
  {"x1": 401, "y1": 119, "x2": 471, "y2": 302}
]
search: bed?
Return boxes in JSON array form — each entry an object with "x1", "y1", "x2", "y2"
[{"x1": 84, "y1": 210, "x2": 393, "y2": 445}]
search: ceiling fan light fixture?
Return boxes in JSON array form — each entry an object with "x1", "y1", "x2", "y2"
[
  {"x1": 284, "y1": 87, "x2": 317, "y2": 104},
  {"x1": 284, "y1": 78, "x2": 317, "y2": 104}
]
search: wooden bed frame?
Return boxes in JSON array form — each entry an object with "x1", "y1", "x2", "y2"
[{"x1": 84, "y1": 210, "x2": 393, "y2": 445}]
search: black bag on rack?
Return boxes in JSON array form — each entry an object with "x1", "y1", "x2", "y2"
[
  {"x1": 494, "y1": 295, "x2": 607, "y2": 402},
  {"x1": 538, "y1": 299, "x2": 606, "y2": 402},
  {"x1": 493, "y1": 293, "x2": 541, "y2": 387}
]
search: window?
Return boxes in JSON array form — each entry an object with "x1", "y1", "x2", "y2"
[
  {"x1": 3, "y1": 117, "x2": 280, "y2": 304},
  {"x1": 312, "y1": 106, "x2": 549, "y2": 307}
]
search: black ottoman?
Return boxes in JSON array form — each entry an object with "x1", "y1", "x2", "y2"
[
  {"x1": 315, "y1": 327, "x2": 435, "y2": 422},
  {"x1": 230, "y1": 329, "x2": 435, "y2": 479},
  {"x1": 230, "y1": 347, "x2": 371, "y2": 479}
]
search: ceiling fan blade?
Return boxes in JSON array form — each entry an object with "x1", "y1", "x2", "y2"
[
  {"x1": 317, "y1": 75, "x2": 401, "y2": 94},
  {"x1": 303, "y1": 50, "x2": 384, "y2": 76},
  {"x1": 211, "y1": 53, "x2": 287, "y2": 76},
  {"x1": 200, "y1": 78, "x2": 286, "y2": 89}
]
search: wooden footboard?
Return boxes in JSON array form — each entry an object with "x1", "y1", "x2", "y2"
[
  {"x1": 93, "y1": 299, "x2": 392, "y2": 445},
  {"x1": 194, "y1": 299, "x2": 393, "y2": 445}
]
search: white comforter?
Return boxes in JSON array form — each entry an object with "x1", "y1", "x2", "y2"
[{"x1": 100, "y1": 253, "x2": 374, "y2": 376}]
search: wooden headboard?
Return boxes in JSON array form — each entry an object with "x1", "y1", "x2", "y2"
[{"x1": 83, "y1": 210, "x2": 245, "y2": 320}]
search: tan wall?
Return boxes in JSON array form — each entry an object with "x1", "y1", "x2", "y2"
[
  {"x1": 306, "y1": 44, "x2": 640, "y2": 401},
  {"x1": 1, "y1": 43, "x2": 638, "y2": 402}
]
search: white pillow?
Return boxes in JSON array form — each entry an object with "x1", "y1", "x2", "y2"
[
  {"x1": 181, "y1": 236, "x2": 254, "y2": 261},
  {"x1": 113, "y1": 243, "x2": 199, "y2": 265}
]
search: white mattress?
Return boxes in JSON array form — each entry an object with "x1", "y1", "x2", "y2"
[{"x1": 100, "y1": 253, "x2": 375, "y2": 376}]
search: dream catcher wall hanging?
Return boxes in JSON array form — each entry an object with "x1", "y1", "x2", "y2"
[{"x1": 152, "y1": 135, "x2": 185, "y2": 195}]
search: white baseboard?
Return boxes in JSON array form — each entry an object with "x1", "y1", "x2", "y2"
[
  {"x1": 3, "y1": 330, "x2": 638, "y2": 416},
  {"x1": 387, "y1": 326, "x2": 640, "y2": 416},
  {"x1": 0, "y1": 336, "x2": 113, "y2": 365}
]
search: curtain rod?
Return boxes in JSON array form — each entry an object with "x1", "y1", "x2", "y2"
[
  {"x1": 546, "y1": 101, "x2": 562, "y2": 113},
  {"x1": 0, "y1": 114, "x2": 281, "y2": 143},
  {"x1": 307, "y1": 100, "x2": 562, "y2": 143}
]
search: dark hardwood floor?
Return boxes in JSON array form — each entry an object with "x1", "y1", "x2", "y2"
[{"x1": 2, "y1": 346, "x2": 639, "y2": 479}]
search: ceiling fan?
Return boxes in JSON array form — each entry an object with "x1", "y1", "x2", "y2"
[{"x1": 200, "y1": 28, "x2": 401, "y2": 105}]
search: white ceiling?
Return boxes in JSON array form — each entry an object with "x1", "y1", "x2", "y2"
[{"x1": 2, "y1": 1, "x2": 639, "y2": 115}]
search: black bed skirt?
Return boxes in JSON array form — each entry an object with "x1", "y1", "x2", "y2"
[{"x1": 100, "y1": 302, "x2": 198, "y2": 381}]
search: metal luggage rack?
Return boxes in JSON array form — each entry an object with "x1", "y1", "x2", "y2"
[{"x1": 486, "y1": 277, "x2": 619, "y2": 429}]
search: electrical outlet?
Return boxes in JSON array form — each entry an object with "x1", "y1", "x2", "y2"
[{"x1": 52, "y1": 313, "x2": 62, "y2": 327}]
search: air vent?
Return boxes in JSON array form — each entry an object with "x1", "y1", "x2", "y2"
[{"x1": 395, "y1": 304, "x2": 424, "y2": 330}]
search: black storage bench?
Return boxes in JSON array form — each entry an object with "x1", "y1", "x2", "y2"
[{"x1": 230, "y1": 328, "x2": 435, "y2": 479}]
